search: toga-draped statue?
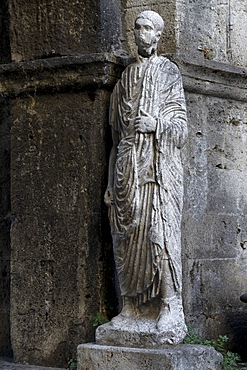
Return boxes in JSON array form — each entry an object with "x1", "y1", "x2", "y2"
[{"x1": 103, "y1": 10, "x2": 188, "y2": 345}]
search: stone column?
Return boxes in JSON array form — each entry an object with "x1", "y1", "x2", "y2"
[
  {"x1": 0, "y1": 97, "x2": 11, "y2": 357},
  {"x1": 0, "y1": 0, "x2": 11, "y2": 357},
  {"x1": 0, "y1": 0, "x2": 123, "y2": 367},
  {"x1": 8, "y1": 56, "x2": 121, "y2": 367}
]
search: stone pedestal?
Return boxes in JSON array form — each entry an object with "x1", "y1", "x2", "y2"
[{"x1": 77, "y1": 343, "x2": 223, "y2": 370}]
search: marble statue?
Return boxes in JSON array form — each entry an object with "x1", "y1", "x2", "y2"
[{"x1": 103, "y1": 10, "x2": 188, "y2": 345}]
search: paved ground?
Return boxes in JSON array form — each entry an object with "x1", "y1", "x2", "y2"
[{"x1": 0, "y1": 358, "x2": 66, "y2": 370}]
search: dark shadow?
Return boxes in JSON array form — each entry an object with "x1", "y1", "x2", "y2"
[
  {"x1": 101, "y1": 108, "x2": 119, "y2": 320},
  {"x1": 226, "y1": 310, "x2": 247, "y2": 361},
  {"x1": 0, "y1": 0, "x2": 11, "y2": 63},
  {"x1": 0, "y1": 96, "x2": 12, "y2": 357}
]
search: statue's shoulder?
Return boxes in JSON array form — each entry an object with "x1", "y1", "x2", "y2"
[
  {"x1": 158, "y1": 56, "x2": 180, "y2": 77},
  {"x1": 120, "y1": 60, "x2": 136, "y2": 79},
  {"x1": 124, "y1": 59, "x2": 138, "y2": 70}
]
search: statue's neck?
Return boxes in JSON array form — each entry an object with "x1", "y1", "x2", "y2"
[{"x1": 138, "y1": 52, "x2": 157, "y2": 63}]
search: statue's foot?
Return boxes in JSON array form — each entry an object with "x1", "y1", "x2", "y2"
[
  {"x1": 156, "y1": 303, "x2": 174, "y2": 331},
  {"x1": 111, "y1": 299, "x2": 136, "y2": 326},
  {"x1": 156, "y1": 296, "x2": 182, "y2": 329},
  {"x1": 119, "y1": 302, "x2": 136, "y2": 318},
  {"x1": 156, "y1": 298, "x2": 187, "y2": 344}
]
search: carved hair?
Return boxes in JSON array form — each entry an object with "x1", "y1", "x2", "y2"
[{"x1": 135, "y1": 10, "x2": 165, "y2": 33}]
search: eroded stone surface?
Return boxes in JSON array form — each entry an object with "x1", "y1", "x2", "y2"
[
  {"x1": 10, "y1": 89, "x2": 111, "y2": 367},
  {"x1": 77, "y1": 343, "x2": 223, "y2": 370},
  {"x1": 96, "y1": 315, "x2": 187, "y2": 347},
  {"x1": 0, "y1": 98, "x2": 11, "y2": 356},
  {"x1": 8, "y1": 0, "x2": 121, "y2": 62}
]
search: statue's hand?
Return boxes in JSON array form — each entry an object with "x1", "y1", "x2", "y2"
[
  {"x1": 135, "y1": 110, "x2": 156, "y2": 133},
  {"x1": 104, "y1": 187, "x2": 114, "y2": 206}
]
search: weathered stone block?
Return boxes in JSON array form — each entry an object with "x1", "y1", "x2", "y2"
[
  {"x1": 10, "y1": 89, "x2": 111, "y2": 366},
  {"x1": 178, "y1": 0, "x2": 247, "y2": 67},
  {"x1": 0, "y1": 97, "x2": 11, "y2": 356},
  {"x1": 182, "y1": 213, "x2": 241, "y2": 260},
  {"x1": 183, "y1": 258, "x2": 247, "y2": 341},
  {"x1": 77, "y1": 343, "x2": 223, "y2": 370},
  {"x1": 8, "y1": 0, "x2": 121, "y2": 62}
]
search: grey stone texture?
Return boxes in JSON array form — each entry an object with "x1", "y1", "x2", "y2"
[
  {"x1": 177, "y1": 0, "x2": 247, "y2": 67},
  {"x1": 8, "y1": 0, "x2": 121, "y2": 62},
  {"x1": 0, "y1": 0, "x2": 122, "y2": 366},
  {"x1": 77, "y1": 343, "x2": 223, "y2": 370},
  {"x1": 0, "y1": 0, "x2": 246, "y2": 367},
  {"x1": 96, "y1": 314, "x2": 187, "y2": 347},
  {"x1": 10, "y1": 88, "x2": 110, "y2": 366},
  {"x1": 180, "y1": 60, "x2": 247, "y2": 350}
]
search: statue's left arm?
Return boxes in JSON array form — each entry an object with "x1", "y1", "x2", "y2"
[
  {"x1": 104, "y1": 127, "x2": 119, "y2": 206},
  {"x1": 158, "y1": 65, "x2": 188, "y2": 149}
]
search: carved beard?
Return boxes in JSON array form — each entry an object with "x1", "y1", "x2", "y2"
[{"x1": 138, "y1": 39, "x2": 158, "y2": 57}]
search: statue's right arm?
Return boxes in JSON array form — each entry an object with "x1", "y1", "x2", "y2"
[{"x1": 104, "y1": 127, "x2": 119, "y2": 206}]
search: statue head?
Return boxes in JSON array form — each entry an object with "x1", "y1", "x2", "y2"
[{"x1": 134, "y1": 10, "x2": 164, "y2": 57}]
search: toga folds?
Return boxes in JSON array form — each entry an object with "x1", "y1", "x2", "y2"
[{"x1": 109, "y1": 54, "x2": 188, "y2": 305}]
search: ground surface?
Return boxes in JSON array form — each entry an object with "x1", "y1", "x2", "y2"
[{"x1": 0, "y1": 358, "x2": 66, "y2": 370}]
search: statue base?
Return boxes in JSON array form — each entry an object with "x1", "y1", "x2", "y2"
[
  {"x1": 96, "y1": 296, "x2": 187, "y2": 347},
  {"x1": 96, "y1": 315, "x2": 187, "y2": 347},
  {"x1": 77, "y1": 343, "x2": 223, "y2": 370}
]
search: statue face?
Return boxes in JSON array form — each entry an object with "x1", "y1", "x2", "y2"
[{"x1": 134, "y1": 17, "x2": 160, "y2": 57}]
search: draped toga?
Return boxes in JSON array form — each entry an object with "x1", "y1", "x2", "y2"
[{"x1": 109, "y1": 55, "x2": 187, "y2": 305}]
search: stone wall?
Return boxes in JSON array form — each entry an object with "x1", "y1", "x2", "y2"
[
  {"x1": 177, "y1": 0, "x2": 247, "y2": 67},
  {"x1": 181, "y1": 61, "x2": 247, "y2": 356},
  {"x1": 3, "y1": 54, "x2": 123, "y2": 367},
  {"x1": 0, "y1": 0, "x2": 11, "y2": 357},
  {"x1": 0, "y1": 0, "x2": 246, "y2": 367},
  {"x1": 10, "y1": 88, "x2": 109, "y2": 366},
  {"x1": 0, "y1": 0, "x2": 122, "y2": 366},
  {"x1": 0, "y1": 97, "x2": 11, "y2": 357},
  {"x1": 8, "y1": 0, "x2": 121, "y2": 61}
]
